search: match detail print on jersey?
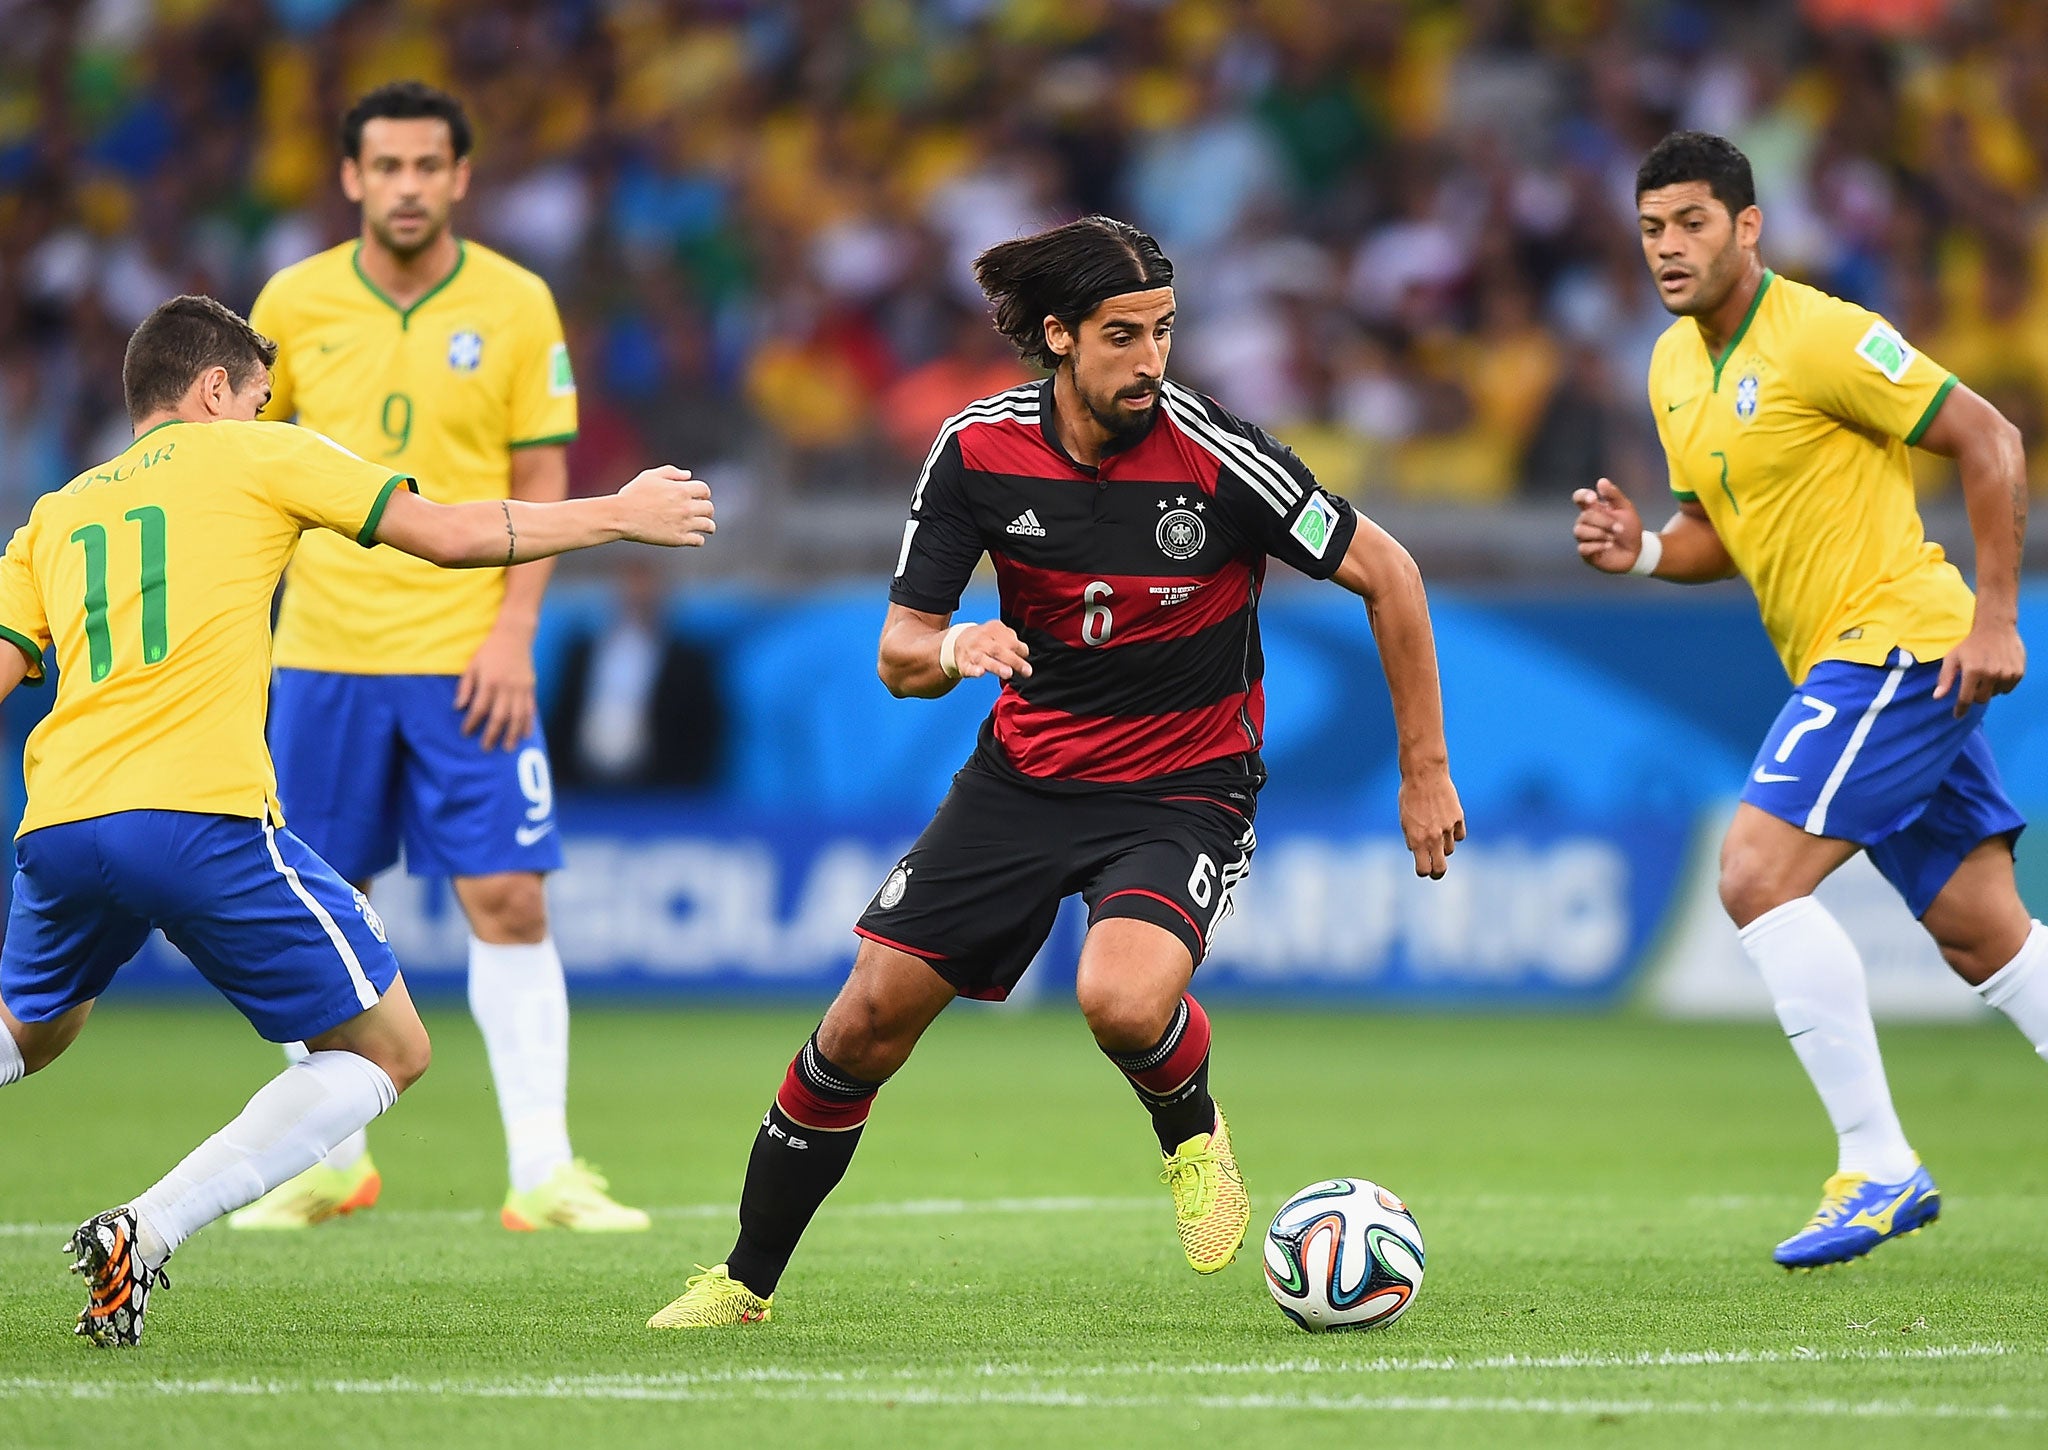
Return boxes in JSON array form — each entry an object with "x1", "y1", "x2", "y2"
[{"x1": 891, "y1": 377, "x2": 1359, "y2": 784}]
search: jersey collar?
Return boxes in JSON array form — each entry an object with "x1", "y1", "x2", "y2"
[
  {"x1": 1035, "y1": 372, "x2": 1163, "y2": 476},
  {"x1": 351, "y1": 239, "x2": 468, "y2": 330},
  {"x1": 1704, "y1": 268, "x2": 1773, "y2": 391}
]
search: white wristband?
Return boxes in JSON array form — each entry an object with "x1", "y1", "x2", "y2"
[
  {"x1": 1628, "y1": 530, "x2": 1663, "y2": 578},
  {"x1": 938, "y1": 622, "x2": 971, "y2": 680}
]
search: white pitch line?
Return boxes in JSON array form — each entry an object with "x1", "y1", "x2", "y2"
[
  {"x1": 0, "y1": 1194, "x2": 1161, "y2": 1239},
  {"x1": 0, "y1": 1341, "x2": 2028, "y2": 1407},
  {"x1": 1, "y1": 1376, "x2": 2042, "y2": 1420},
  {"x1": 961, "y1": 1341, "x2": 2025, "y2": 1380}
]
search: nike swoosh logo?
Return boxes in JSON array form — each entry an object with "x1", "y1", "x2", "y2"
[
  {"x1": 1752, "y1": 768, "x2": 1799, "y2": 784},
  {"x1": 1845, "y1": 1185, "x2": 1921, "y2": 1236},
  {"x1": 1666, "y1": 397, "x2": 1695, "y2": 412},
  {"x1": 515, "y1": 821, "x2": 556, "y2": 847}
]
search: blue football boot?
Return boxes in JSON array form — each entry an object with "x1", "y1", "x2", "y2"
[{"x1": 1773, "y1": 1163, "x2": 1940, "y2": 1270}]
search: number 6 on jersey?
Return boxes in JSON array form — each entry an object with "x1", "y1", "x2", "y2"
[{"x1": 1082, "y1": 580, "x2": 1114, "y2": 646}]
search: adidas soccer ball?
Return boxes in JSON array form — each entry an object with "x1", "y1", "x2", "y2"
[{"x1": 1263, "y1": 1178, "x2": 1425, "y2": 1332}]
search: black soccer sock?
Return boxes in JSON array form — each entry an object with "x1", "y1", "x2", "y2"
[
  {"x1": 725, "y1": 1031, "x2": 884, "y2": 1298},
  {"x1": 1102, "y1": 993, "x2": 1217, "y2": 1153}
]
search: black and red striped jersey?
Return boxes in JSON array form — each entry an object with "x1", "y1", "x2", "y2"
[{"x1": 889, "y1": 375, "x2": 1360, "y2": 789}]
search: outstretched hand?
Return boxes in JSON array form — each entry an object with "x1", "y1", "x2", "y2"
[
  {"x1": 949, "y1": 620, "x2": 1032, "y2": 682},
  {"x1": 1572, "y1": 478, "x2": 1645, "y2": 574},
  {"x1": 617, "y1": 466, "x2": 716, "y2": 547}
]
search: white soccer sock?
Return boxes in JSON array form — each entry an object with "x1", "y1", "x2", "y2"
[
  {"x1": 468, "y1": 935, "x2": 573, "y2": 1193},
  {"x1": 1738, "y1": 897, "x2": 1919, "y2": 1182},
  {"x1": 1974, "y1": 919, "x2": 2048, "y2": 1062},
  {"x1": 0, "y1": 1025, "x2": 23, "y2": 1087},
  {"x1": 132, "y1": 1050, "x2": 397, "y2": 1266},
  {"x1": 283, "y1": 1039, "x2": 370, "y2": 1171}
]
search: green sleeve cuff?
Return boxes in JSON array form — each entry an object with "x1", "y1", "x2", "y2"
[
  {"x1": 508, "y1": 432, "x2": 577, "y2": 450},
  {"x1": 1670, "y1": 489, "x2": 1699, "y2": 503},
  {"x1": 0, "y1": 623, "x2": 46, "y2": 684},
  {"x1": 356, "y1": 474, "x2": 416, "y2": 546},
  {"x1": 1904, "y1": 373, "x2": 1959, "y2": 448}
]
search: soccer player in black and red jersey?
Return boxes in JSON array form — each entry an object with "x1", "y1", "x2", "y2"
[{"x1": 648, "y1": 216, "x2": 1465, "y2": 1328}]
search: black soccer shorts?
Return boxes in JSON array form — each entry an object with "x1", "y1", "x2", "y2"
[{"x1": 854, "y1": 761, "x2": 1256, "y2": 999}]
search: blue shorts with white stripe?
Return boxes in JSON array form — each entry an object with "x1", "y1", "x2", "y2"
[
  {"x1": 0, "y1": 810, "x2": 400, "y2": 1042},
  {"x1": 1741, "y1": 648, "x2": 2027, "y2": 916}
]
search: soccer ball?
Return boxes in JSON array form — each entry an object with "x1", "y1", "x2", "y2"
[{"x1": 1262, "y1": 1178, "x2": 1425, "y2": 1332}]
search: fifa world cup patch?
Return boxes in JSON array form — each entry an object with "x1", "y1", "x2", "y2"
[
  {"x1": 1289, "y1": 494, "x2": 1340, "y2": 559},
  {"x1": 548, "y1": 342, "x2": 576, "y2": 396},
  {"x1": 1854, "y1": 320, "x2": 1914, "y2": 383}
]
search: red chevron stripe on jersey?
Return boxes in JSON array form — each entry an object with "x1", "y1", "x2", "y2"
[
  {"x1": 990, "y1": 556, "x2": 1256, "y2": 649},
  {"x1": 992, "y1": 689, "x2": 1265, "y2": 782}
]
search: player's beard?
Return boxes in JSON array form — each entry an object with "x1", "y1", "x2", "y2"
[
  {"x1": 368, "y1": 208, "x2": 449, "y2": 262},
  {"x1": 1083, "y1": 381, "x2": 1160, "y2": 443}
]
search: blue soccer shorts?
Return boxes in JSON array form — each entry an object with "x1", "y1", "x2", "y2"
[
  {"x1": 269, "y1": 669, "x2": 564, "y2": 884},
  {"x1": 1740, "y1": 648, "x2": 2027, "y2": 917},
  {"x1": 0, "y1": 810, "x2": 400, "y2": 1042}
]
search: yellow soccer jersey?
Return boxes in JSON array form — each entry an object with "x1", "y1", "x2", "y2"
[
  {"x1": 253, "y1": 239, "x2": 577, "y2": 674},
  {"x1": 1649, "y1": 270, "x2": 1975, "y2": 682},
  {"x1": 0, "y1": 421, "x2": 410, "y2": 835}
]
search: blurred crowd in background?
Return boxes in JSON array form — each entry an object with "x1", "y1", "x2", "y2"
[{"x1": 1, "y1": 0, "x2": 2045, "y2": 580}]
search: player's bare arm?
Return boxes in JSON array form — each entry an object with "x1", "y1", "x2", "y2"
[
  {"x1": 0, "y1": 637, "x2": 30, "y2": 706},
  {"x1": 876, "y1": 603, "x2": 1031, "y2": 699},
  {"x1": 1573, "y1": 480, "x2": 1735, "y2": 581},
  {"x1": 1915, "y1": 383, "x2": 2027, "y2": 715},
  {"x1": 1329, "y1": 516, "x2": 1465, "y2": 879},
  {"x1": 374, "y1": 467, "x2": 713, "y2": 566},
  {"x1": 458, "y1": 444, "x2": 568, "y2": 751}
]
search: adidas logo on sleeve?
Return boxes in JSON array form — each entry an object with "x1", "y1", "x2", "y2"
[{"x1": 1006, "y1": 509, "x2": 1047, "y2": 537}]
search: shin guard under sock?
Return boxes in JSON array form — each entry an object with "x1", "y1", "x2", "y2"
[{"x1": 725, "y1": 1032, "x2": 883, "y2": 1297}]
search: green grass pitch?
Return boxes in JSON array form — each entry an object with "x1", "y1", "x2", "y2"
[{"x1": 2, "y1": 1003, "x2": 2045, "y2": 1448}]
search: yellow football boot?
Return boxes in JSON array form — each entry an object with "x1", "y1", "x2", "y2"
[
  {"x1": 1161, "y1": 1104, "x2": 1250, "y2": 1273},
  {"x1": 647, "y1": 1264, "x2": 773, "y2": 1329},
  {"x1": 501, "y1": 1159, "x2": 651, "y2": 1232},
  {"x1": 228, "y1": 1153, "x2": 382, "y2": 1230}
]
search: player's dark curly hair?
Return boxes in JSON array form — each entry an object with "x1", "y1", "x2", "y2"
[
  {"x1": 122, "y1": 295, "x2": 277, "y2": 422},
  {"x1": 342, "y1": 80, "x2": 474, "y2": 161},
  {"x1": 1635, "y1": 131, "x2": 1756, "y2": 216},
  {"x1": 974, "y1": 217, "x2": 1174, "y2": 370}
]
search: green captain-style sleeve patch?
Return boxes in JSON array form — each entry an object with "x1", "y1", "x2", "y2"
[
  {"x1": 0, "y1": 623, "x2": 46, "y2": 684},
  {"x1": 1904, "y1": 374, "x2": 1959, "y2": 448},
  {"x1": 357, "y1": 474, "x2": 417, "y2": 546}
]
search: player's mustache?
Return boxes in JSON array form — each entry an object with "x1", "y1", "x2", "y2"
[{"x1": 1119, "y1": 383, "x2": 1159, "y2": 401}]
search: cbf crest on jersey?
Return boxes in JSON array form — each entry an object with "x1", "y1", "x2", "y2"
[
  {"x1": 1735, "y1": 372, "x2": 1760, "y2": 421},
  {"x1": 448, "y1": 329, "x2": 484, "y2": 373}
]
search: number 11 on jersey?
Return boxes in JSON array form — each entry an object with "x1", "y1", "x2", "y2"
[{"x1": 70, "y1": 505, "x2": 169, "y2": 683}]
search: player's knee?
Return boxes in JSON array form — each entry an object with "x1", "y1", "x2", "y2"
[
  {"x1": 1076, "y1": 978, "x2": 1174, "y2": 1054},
  {"x1": 460, "y1": 874, "x2": 548, "y2": 944},
  {"x1": 816, "y1": 990, "x2": 910, "y2": 1081},
  {"x1": 382, "y1": 1023, "x2": 432, "y2": 1093},
  {"x1": 1717, "y1": 844, "x2": 1794, "y2": 928}
]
